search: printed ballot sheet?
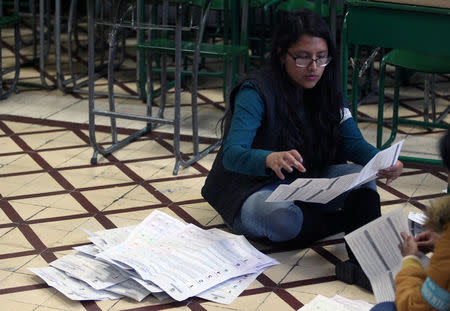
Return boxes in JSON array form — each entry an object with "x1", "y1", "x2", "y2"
[
  {"x1": 344, "y1": 208, "x2": 429, "y2": 302},
  {"x1": 298, "y1": 294, "x2": 374, "y2": 311},
  {"x1": 266, "y1": 140, "x2": 403, "y2": 204},
  {"x1": 30, "y1": 210, "x2": 279, "y2": 304}
]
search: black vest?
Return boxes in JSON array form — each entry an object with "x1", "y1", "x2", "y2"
[{"x1": 201, "y1": 68, "x2": 308, "y2": 226}]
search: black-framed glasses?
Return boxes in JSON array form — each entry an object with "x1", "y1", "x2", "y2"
[{"x1": 287, "y1": 51, "x2": 332, "y2": 68}]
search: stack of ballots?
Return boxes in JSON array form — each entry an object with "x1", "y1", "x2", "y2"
[{"x1": 30, "y1": 210, "x2": 279, "y2": 304}]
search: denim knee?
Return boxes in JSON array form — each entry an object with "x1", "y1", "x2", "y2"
[
  {"x1": 237, "y1": 190, "x2": 303, "y2": 242},
  {"x1": 265, "y1": 207, "x2": 303, "y2": 242}
]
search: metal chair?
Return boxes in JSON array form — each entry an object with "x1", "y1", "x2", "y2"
[
  {"x1": 377, "y1": 49, "x2": 450, "y2": 165},
  {"x1": 88, "y1": 0, "x2": 246, "y2": 174},
  {"x1": 0, "y1": 0, "x2": 20, "y2": 99},
  {"x1": 133, "y1": 0, "x2": 248, "y2": 174}
]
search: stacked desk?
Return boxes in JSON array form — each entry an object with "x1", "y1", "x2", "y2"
[{"x1": 341, "y1": 0, "x2": 450, "y2": 165}]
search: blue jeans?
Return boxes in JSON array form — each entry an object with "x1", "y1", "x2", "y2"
[
  {"x1": 370, "y1": 302, "x2": 397, "y2": 311},
  {"x1": 232, "y1": 163, "x2": 377, "y2": 242}
]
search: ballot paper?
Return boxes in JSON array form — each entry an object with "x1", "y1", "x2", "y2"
[
  {"x1": 29, "y1": 267, "x2": 122, "y2": 301},
  {"x1": 266, "y1": 140, "x2": 403, "y2": 204},
  {"x1": 30, "y1": 210, "x2": 279, "y2": 304},
  {"x1": 97, "y1": 224, "x2": 277, "y2": 301},
  {"x1": 298, "y1": 294, "x2": 373, "y2": 311},
  {"x1": 408, "y1": 211, "x2": 427, "y2": 237},
  {"x1": 344, "y1": 208, "x2": 429, "y2": 303}
]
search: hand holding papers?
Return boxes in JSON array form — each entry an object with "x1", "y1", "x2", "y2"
[
  {"x1": 344, "y1": 208, "x2": 429, "y2": 303},
  {"x1": 266, "y1": 141, "x2": 403, "y2": 204}
]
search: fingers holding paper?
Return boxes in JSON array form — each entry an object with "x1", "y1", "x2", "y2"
[
  {"x1": 378, "y1": 160, "x2": 403, "y2": 185},
  {"x1": 398, "y1": 232, "x2": 419, "y2": 257}
]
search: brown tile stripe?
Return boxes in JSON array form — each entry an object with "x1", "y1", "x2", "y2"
[
  {"x1": 0, "y1": 114, "x2": 219, "y2": 146},
  {"x1": 2, "y1": 40, "x2": 58, "y2": 87},
  {"x1": 0, "y1": 194, "x2": 57, "y2": 263},
  {"x1": 102, "y1": 151, "x2": 202, "y2": 226},
  {"x1": 0, "y1": 112, "x2": 447, "y2": 309},
  {"x1": 255, "y1": 273, "x2": 304, "y2": 308},
  {"x1": 121, "y1": 301, "x2": 189, "y2": 311},
  {"x1": 0, "y1": 283, "x2": 49, "y2": 295},
  {"x1": 0, "y1": 119, "x2": 116, "y2": 230},
  {"x1": 281, "y1": 275, "x2": 338, "y2": 289},
  {"x1": 274, "y1": 287, "x2": 304, "y2": 310},
  {"x1": 0, "y1": 241, "x2": 90, "y2": 261},
  {"x1": 311, "y1": 246, "x2": 341, "y2": 265}
]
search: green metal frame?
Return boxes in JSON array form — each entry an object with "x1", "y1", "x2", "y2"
[
  {"x1": 341, "y1": 0, "x2": 450, "y2": 166},
  {"x1": 377, "y1": 49, "x2": 450, "y2": 163},
  {"x1": 136, "y1": 0, "x2": 249, "y2": 102}
]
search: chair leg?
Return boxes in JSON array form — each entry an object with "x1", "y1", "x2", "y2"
[
  {"x1": 377, "y1": 58, "x2": 387, "y2": 149},
  {"x1": 378, "y1": 64, "x2": 400, "y2": 150},
  {"x1": 431, "y1": 73, "x2": 437, "y2": 123},
  {"x1": 424, "y1": 74, "x2": 430, "y2": 124},
  {"x1": 386, "y1": 66, "x2": 401, "y2": 149},
  {"x1": 351, "y1": 45, "x2": 360, "y2": 122}
]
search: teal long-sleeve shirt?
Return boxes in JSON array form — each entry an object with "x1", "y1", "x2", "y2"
[{"x1": 222, "y1": 84, "x2": 380, "y2": 176}]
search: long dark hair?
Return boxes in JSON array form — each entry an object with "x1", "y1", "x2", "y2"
[
  {"x1": 220, "y1": 9, "x2": 343, "y2": 176},
  {"x1": 268, "y1": 9, "x2": 342, "y2": 175}
]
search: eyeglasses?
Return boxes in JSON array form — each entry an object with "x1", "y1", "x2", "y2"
[{"x1": 287, "y1": 51, "x2": 332, "y2": 68}]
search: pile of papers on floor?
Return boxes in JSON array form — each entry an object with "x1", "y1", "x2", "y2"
[{"x1": 30, "y1": 210, "x2": 279, "y2": 304}]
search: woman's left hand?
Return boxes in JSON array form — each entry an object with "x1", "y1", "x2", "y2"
[{"x1": 377, "y1": 160, "x2": 403, "y2": 185}]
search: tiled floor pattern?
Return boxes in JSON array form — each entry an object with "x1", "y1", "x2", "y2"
[{"x1": 0, "y1": 15, "x2": 449, "y2": 311}]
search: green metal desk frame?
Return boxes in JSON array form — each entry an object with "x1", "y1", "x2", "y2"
[{"x1": 341, "y1": 0, "x2": 450, "y2": 166}]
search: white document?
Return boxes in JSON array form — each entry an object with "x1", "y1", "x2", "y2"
[
  {"x1": 344, "y1": 208, "x2": 429, "y2": 302},
  {"x1": 31, "y1": 210, "x2": 279, "y2": 304},
  {"x1": 104, "y1": 278, "x2": 150, "y2": 302},
  {"x1": 266, "y1": 140, "x2": 403, "y2": 203},
  {"x1": 73, "y1": 244, "x2": 102, "y2": 257},
  {"x1": 197, "y1": 269, "x2": 263, "y2": 304},
  {"x1": 298, "y1": 294, "x2": 373, "y2": 311},
  {"x1": 330, "y1": 295, "x2": 374, "y2": 311},
  {"x1": 29, "y1": 267, "x2": 122, "y2": 301},
  {"x1": 98, "y1": 225, "x2": 277, "y2": 301},
  {"x1": 408, "y1": 212, "x2": 427, "y2": 225},
  {"x1": 408, "y1": 211, "x2": 427, "y2": 237},
  {"x1": 87, "y1": 226, "x2": 136, "y2": 250},
  {"x1": 50, "y1": 252, "x2": 128, "y2": 290},
  {"x1": 298, "y1": 294, "x2": 352, "y2": 311}
]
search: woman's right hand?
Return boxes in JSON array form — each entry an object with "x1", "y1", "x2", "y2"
[
  {"x1": 266, "y1": 150, "x2": 306, "y2": 180},
  {"x1": 415, "y1": 231, "x2": 440, "y2": 253}
]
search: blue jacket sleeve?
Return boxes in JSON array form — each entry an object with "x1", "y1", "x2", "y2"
[
  {"x1": 222, "y1": 84, "x2": 272, "y2": 176},
  {"x1": 339, "y1": 105, "x2": 380, "y2": 165}
]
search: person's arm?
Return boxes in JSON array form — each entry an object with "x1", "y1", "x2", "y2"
[
  {"x1": 394, "y1": 258, "x2": 429, "y2": 311},
  {"x1": 223, "y1": 84, "x2": 306, "y2": 178},
  {"x1": 222, "y1": 84, "x2": 273, "y2": 176},
  {"x1": 339, "y1": 106, "x2": 379, "y2": 165},
  {"x1": 394, "y1": 232, "x2": 429, "y2": 311},
  {"x1": 339, "y1": 105, "x2": 403, "y2": 184}
]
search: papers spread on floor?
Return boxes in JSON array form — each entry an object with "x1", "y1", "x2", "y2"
[
  {"x1": 30, "y1": 210, "x2": 279, "y2": 303},
  {"x1": 266, "y1": 140, "x2": 404, "y2": 204},
  {"x1": 297, "y1": 294, "x2": 374, "y2": 311},
  {"x1": 344, "y1": 208, "x2": 429, "y2": 303}
]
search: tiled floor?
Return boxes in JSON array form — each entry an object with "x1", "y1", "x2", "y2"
[{"x1": 0, "y1": 16, "x2": 449, "y2": 311}]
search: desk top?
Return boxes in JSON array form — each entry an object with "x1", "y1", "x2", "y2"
[
  {"x1": 345, "y1": 0, "x2": 450, "y2": 14},
  {"x1": 373, "y1": 0, "x2": 450, "y2": 9}
]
